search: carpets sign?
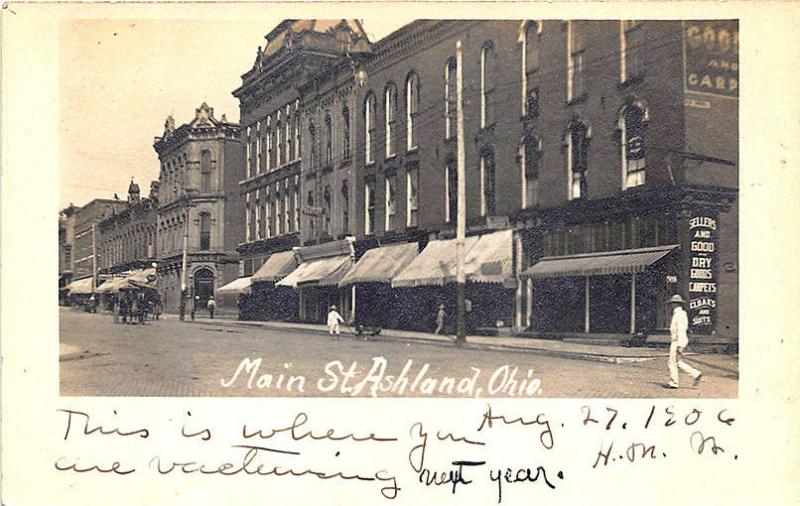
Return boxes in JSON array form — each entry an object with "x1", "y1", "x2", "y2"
[
  {"x1": 683, "y1": 20, "x2": 739, "y2": 98},
  {"x1": 688, "y1": 214, "x2": 718, "y2": 330}
]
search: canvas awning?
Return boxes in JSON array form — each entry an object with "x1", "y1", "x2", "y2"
[
  {"x1": 96, "y1": 276, "x2": 130, "y2": 293},
  {"x1": 217, "y1": 276, "x2": 253, "y2": 295},
  {"x1": 252, "y1": 250, "x2": 298, "y2": 283},
  {"x1": 126, "y1": 268, "x2": 158, "y2": 290},
  {"x1": 521, "y1": 244, "x2": 679, "y2": 278},
  {"x1": 65, "y1": 277, "x2": 94, "y2": 294},
  {"x1": 276, "y1": 255, "x2": 353, "y2": 288},
  {"x1": 463, "y1": 229, "x2": 515, "y2": 285},
  {"x1": 339, "y1": 242, "x2": 419, "y2": 286},
  {"x1": 391, "y1": 235, "x2": 481, "y2": 288}
]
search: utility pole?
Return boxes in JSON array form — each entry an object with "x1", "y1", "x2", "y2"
[
  {"x1": 91, "y1": 222, "x2": 97, "y2": 291},
  {"x1": 455, "y1": 39, "x2": 467, "y2": 346},
  {"x1": 179, "y1": 197, "x2": 189, "y2": 321}
]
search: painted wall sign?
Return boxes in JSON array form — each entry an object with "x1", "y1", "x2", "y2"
[
  {"x1": 683, "y1": 20, "x2": 739, "y2": 98},
  {"x1": 688, "y1": 214, "x2": 718, "y2": 330}
]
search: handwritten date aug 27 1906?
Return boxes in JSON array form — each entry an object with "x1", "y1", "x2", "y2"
[{"x1": 55, "y1": 404, "x2": 737, "y2": 502}]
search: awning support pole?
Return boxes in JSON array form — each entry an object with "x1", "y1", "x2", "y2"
[
  {"x1": 584, "y1": 276, "x2": 590, "y2": 333},
  {"x1": 455, "y1": 39, "x2": 467, "y2": 346},
  {"x1": 630, "y1": 273, "x2": 637, "y2": 334},
  {"x1": 525, "y1": 278, "x2": 533, "y2": 328},
  {"x1": 351, "y1": 285, "x2": 357, "y2": 323}
]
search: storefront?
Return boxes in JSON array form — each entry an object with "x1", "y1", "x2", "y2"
[{"x1": 248, "y1": 249, "x2": 298, "y2": 321}]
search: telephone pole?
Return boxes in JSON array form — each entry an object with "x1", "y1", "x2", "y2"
[{"x1": 455, "y1": 39, "x2": 467, "y2": 346}]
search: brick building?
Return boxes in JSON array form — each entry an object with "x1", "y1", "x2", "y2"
[
  {"x1": 153, "y1": 103, "x2": 244, "y2": 313},
  {"x1": 233, "y1": 19, "x2": 738, "y2": 346},
  {"x1": 96, "y1": 179, "x2": 159, "y2": 275},
  {"x1": 70, "y1": 198, "x2": 128, "y2": 290}
]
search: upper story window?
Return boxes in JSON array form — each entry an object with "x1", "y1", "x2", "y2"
[
  {"x1": 385, "y1": 175, "x2": 397, "y2": 231},
  {"x1": 480, "y1": 42, "x2": 496, "y2": 128},
  {"x1": 265, "y1": 192, "x2": 272, "y2": 238},
  {"x1": 308, "y1": 121, "x2": 317, "y2": 170},
  {"x1": 445, "y1": 58, "x2": 457, "y2": 139},
  {"x1": 405, "y1": 72, "x2": 419, "y2": 151},
  {"x1": 445, "y1": 159, "x2": 457, "y2": 223},
  {"x1": 270, "y1": 119, "x2": 277, "y2": 169},
  {"x1": 620, "y1": 102, "x2": 649, "y2": 189},
  {"x1": 276, "y1": 119, "x2": 284, "y2": 166},
  {"x1": 324, "y1": 112, "x2": 333, "y2": 168},
  {"x1": 199, "y1": 212, "x2": 211, "y2": 250},
  {"x1": 406, "y1": 167, "x2": 419, "y2": 227},
  {"x1": 293, "y1": 184, "x2": 301, "y2": 232},
  {"x1": 245, "y1": 194, "x2": 251, "y2": 242},
  {"x1": 294, "y1": 115, "x2": 301, "y2": 161},
  {"x1": 566, "y1": 122, "x2": 590, "y2": 200},
  {"x1": 265, "y1": 118, "x2": 273, "y2": 172},
  {"x1": 245, "y1": 127, "x2": 252, "y2": 179},
  {"x1": 307, "y1": 190, "x2": 316, "y2": 238},
  {"x1": 285, "y1": 113, "x2": 293, "y2": 163},
  {"x1": 567, "y1": 21, "x2": 585, "y2": 102},
  {"x1": 364, "y1": 92, "x2": 376, "y2": 164},
  {"x1": 384, "y1": 83, "x2": 397, "y2": 158},
  {"x1": 255, "y1": 122, "x2": 263, "y2": 174},
  {"x1": 521, "y1": 135, "x2": 542, "y2": 209},
  {"x1": 341, "y1": 181, "x2": 350, "y2": 233},
  {"x1": 480, "y1": 150, "x2": 496, "y2": 216},
  {"x1": 365, "y1": 180, "x2": 375, "y2": 235},
  {"x1": 275, "y1": 184, "x2": 283, "y2": 235},
  {"x1": 323, "y1": 185, "x2": 332, "y2": 236},
  {"x1": 524, "y1": 21, "x2": 541, "y2": 117},
  {"x1": 284, "y1": 186, "x2": 291, "y2": 234},
  {"x1": 200, "y1": 150, "x2": 213, "y2": 193},
  {"x1": 620, "y1": 20, "x2": 643, "y2": 83},
  {"x1": 255, "y1": 190, "x2": 262, "y2": 240},
  {"x1": 342, "y1": 106, "x2": 351, "y2": 162}
]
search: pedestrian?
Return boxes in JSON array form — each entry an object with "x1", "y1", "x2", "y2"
[
  {"x1": 119, "y1": 294, "x2": 128, "y2": 324},
  {"x1": 327, "y1": 305, "x2": 344, "y2": 340},
  {"x1": 191, "y1": 295, "x2": 198, "y2": 321},
  {"x1": 434, "y1": 303, "x2": 446, "y2": 335},
  {"x1": 137, "y1": 292, "x2": 146, "y2": 324},
  {"x1": 207, "y1": 296, "x2": 216, "y2": 319},
  {"x1": 110, "y1": 294, "x2": 118, "y2": 324},
  {"x1": 130, "y1": 294, "x2": 139, "y2": 325},
  {"x1": 665, "y1": 294, "x2": 703, "y2": 389}
]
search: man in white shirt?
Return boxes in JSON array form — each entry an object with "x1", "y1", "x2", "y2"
[
  {"x1": 327, "y1": 305, "x2": 344, "y2": 340},
  {"x1": 665, "y1": 294, "x2": 702, "y2": 389}
]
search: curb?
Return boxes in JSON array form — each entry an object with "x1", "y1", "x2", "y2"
[{"x1": 181, "y1": 317, "x2": 664, "y2": 365}]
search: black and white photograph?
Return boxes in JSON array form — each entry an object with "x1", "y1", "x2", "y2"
[{"x1": 57, "y1": 17, "x2": 740, "y2": 398}]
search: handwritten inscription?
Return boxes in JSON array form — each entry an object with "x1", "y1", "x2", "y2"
[{"x1": 55, "y1": 404, "x2": 737, "y2": 501}]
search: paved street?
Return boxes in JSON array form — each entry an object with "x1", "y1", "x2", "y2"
[{"x1": 60, "y1": 308, "x2": 738, "y2": 398}]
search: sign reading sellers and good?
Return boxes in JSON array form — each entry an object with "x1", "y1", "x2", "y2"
[
  {"x1": 683, "y1": 20, "x2": 739, "y2": 98},
  {"x1": 688, "y1": 215, "x2": 718, "y2": 330}
]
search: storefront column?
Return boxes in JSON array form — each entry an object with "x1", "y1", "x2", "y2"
[
  {"x1": 299, "y1": 289, "x2": 306, "y2": 320},
  {"x1": 514, "y1": 233, "x2": 524, "y2": 331},
  {"x1": 630, "y1": 273, "x2": 637, "y2": 334},
  {"x1": 525, "y1": 278, "x2": 533, "y2": 328},
  {"x1": 584, "y1": 276, "x2": 590, "y2": 333},
  {"x1": 351, "y1": 285, "x2": 357, "y2": 323}
]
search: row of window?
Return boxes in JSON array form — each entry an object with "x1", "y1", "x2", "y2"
[
  {"x1": 245, "y1": 101, "x2": 302, "y2": 179},
  {"x1": 161, "y1": 150, "x2": 217, "y2": 200},
  {"x1": 245, "y1": 184, "x2": 301, "y2": 242}
]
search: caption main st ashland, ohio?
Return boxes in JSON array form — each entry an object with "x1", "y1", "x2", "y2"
[{"x1": 59, "y1": 19, "x2": 738, "y2": 351}]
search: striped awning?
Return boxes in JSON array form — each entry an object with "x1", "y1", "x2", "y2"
[
  {"x1": 252, "y1": 250, "x2": 298, "y2": 283},
  {"x1": 276, "y1": 255, "x2": 353, "y2": 288},
  {"x1": 96, "y1": 276, "x2": 131, "y2": 293},
  {"x1": 65, "y1": 277, "x2": 94, "y2": 294},
  {"x1": 521, "y1": 245, "x2": 679, "y2": 278},
  {"x1": 339, "y1": 242, "x2": 419, "y2": 286},
  {"x1": 464, "y1": 229, "x2": 514, "y2": 285},
  {"x1": 217, "y1": 276, "x2": 253, "y2": 295},
  {"x1": 126, "y1": 268, "x2": 158, "y2": 290}
]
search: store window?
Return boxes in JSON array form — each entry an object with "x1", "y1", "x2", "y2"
[
  {"x1": 406, "y1": 168, "x2": 419, "y2": 227},
  {"x1": 567, "y1": 21, "x2": 585, "y2": 101}
]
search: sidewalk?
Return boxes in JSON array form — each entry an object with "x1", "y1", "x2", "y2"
[{"x1": 162, "y1": 313, "x2": 695, "y2": 365}]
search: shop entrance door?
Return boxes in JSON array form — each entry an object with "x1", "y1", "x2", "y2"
[{"x1": 193, "y1": 268, "x2": 215, "y2": 311}]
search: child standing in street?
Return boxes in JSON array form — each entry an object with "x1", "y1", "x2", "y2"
[{"x1": 327, "y1": 305, "x2": 344, "y2": 340}]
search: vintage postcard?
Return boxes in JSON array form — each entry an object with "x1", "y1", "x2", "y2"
[{"x1": 2, "y1": 1, "x2": 798, "y2": 505}]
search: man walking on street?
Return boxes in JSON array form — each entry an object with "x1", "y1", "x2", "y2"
[
  {"x1": 665, "y1": 294, "x2": 702, "y2": 389},
  {"x1": 434, "y1": 304, "x2": 446, "y2": 335},
  {"x1": 327, "y1": 305, "x2": 344, "y2": 340},
  {"x1": 207, "y1": 296, "x2": 216, "y2": 319}
]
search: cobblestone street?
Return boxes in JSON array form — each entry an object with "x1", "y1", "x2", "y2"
[{"x1": 60, "y1": 308, "x2": 738, "y2": 398}]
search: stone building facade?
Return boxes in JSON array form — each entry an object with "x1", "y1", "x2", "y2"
[{"x1": 153, "y1": 103, "x2": 244, "y2": 313}]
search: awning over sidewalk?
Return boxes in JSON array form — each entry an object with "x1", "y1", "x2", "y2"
[
  {"x1": 217, "y1": 276, "x2": 253, "y2": 295},
  {"x1": 276, "y1": 255, "x2": 353, "y2": 288},
  {"x1": 464, "y1": 229, "x2": 514, "y2": 285},
  {"x1": 339, "y1": 242, "x2": 419, "y2": 286},
  {"x1": 521, "y1": 244, "x2": 679, "y2": 278},
  {"x1": 391, "y1": 235, "x2": 481, "y2": 287},
  {"x1": 96, "y1": 276, "x2": 130, "y2": 293},
  {"x1": 252, "y1": 250, "x2": 298, "y2": 283},
  {"x1": 65, "y1": 277, "x2": 94, "y2": 294},
  {"x1": 126, "y1": 268, "x2": 158, "y2": 290}
]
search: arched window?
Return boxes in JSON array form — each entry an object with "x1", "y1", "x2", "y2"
[
  {"x1": 445, "y1": 159, "x2": 457, "y2": 223},
  {"x1": 199, "y1": 212, "x2": 211, "y2": 250},
  {"x1": 405, "y1": 72, "x2": 419, "y2": 151},
  {"x1": 566, "y1": 121, "x2": 590, "y2": 200},
  {"x1": 254, "y1": 190, "x2": 262, "y2": 240},
  {"x1": 524, "y1": 22, "x2": 541, "y2": 117},
  {"x1": 365, "y1": 180, "x2": 375, "y2": 235},
  {"x1": 619, "y1": 103, "x2": 648, "y2": 189},
  {"x1": 276, "y1": 119, "x2": 284, "y2": 166},
  {"x1": 521, "y1": 135, "x2": 542, "y2": 209},
  {"x1": 200, "y1": 150, "x2": 212, "y2": 193},
  {"x1": 245, "y1": 127, "x2": 252, "y2": 179},
  {"x1": 480, "y1": 149, "x2": 496, "y2": 216},
  {"x1": 480, "y1": 42, "x2": 496, "y2": 128},
  {"x1": 384, "y1": 83, "x2": 397, "y2": 158},
  {"x1": 445, "y1": 58, "x2": 457, "y2": 139},
  {"x1": 324, "y1": 112, "x2": 333, "y2": 168},
  {"x1": 342, "y1": 106, "x2": 351, "y2": 161},
  {"x1": 255, "y1": 122, "x2": 262, "y2": 175},
  {"x1": 308, "y1": 121, "x2": 317, "y2": 169},
  {"x1": 266, "y1": 117, "x2": 273, "y2": 171},
  {"x1": 265, "y1": 191, "x2": 272, "y2": 238},
  {"x1": 406, "y1": 167, "x2": 419, "y2": 227},
  {"x1": 285, "y1": 111, "x2": 293, "y2": 162},
  {"x1": 364, "y1": 93, "x2": 375, "y2": 164},
  {"x1": 341, "y1": 181, "x2": 350, "y2": 233}
]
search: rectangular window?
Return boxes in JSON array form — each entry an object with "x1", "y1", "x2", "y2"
[
  {"x1": 620, "y1": 20, "x2": 643, "y2": 82},
  {"x1": 265, "y1": 196, "x2": 272, "y2": 238},
  {"x1": 245, "y1": 127, "x2": 252, "y2": 179},
  {"x1": 406, "y1": 168, "x2": 419, "y2": 227},
  {"x1": 294, "y1": 186, "x2": 301, "y2": 232},
  {"x1": 385, "y1": 176, "x2": 396, "y2": 231},
  {"x1": 256, "y1": 122, "x2": 262, "y2": 174},
  {"x1": 365, "y1": 181, "x2": 375, "y2": 235},
  {"x1": 284, "y1": 190, "x2": 291, "y2": 234},
  {"x1": 567, "y1": 21, "x2": 585, "y2": 101},
  {"x1": 480, "y1": 152, "x2": 496, "y2": 216},
  {"x1": 199, "y1": 214, "x2": 211, "y2": 250},
  {"x1": 285, "y1": 118, "x2": 292, "y2": 163},
  {"x1": 341, "y1": 184, "x2": 350, "y2": 233},
  {"x1": 446, "y1": 162, "x2": 457, "y2": 223},
  {"x1": 245, "y1": 195, "x2": 251, "y2": 242}
]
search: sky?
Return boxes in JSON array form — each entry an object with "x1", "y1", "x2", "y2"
[{"x1": 58, "y1": 16, "x2": 407, "y2": 209}]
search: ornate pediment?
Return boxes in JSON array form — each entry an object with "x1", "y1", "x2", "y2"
[{"x1": 190, "y1": 102, "x2": 219, "y2": 128}]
